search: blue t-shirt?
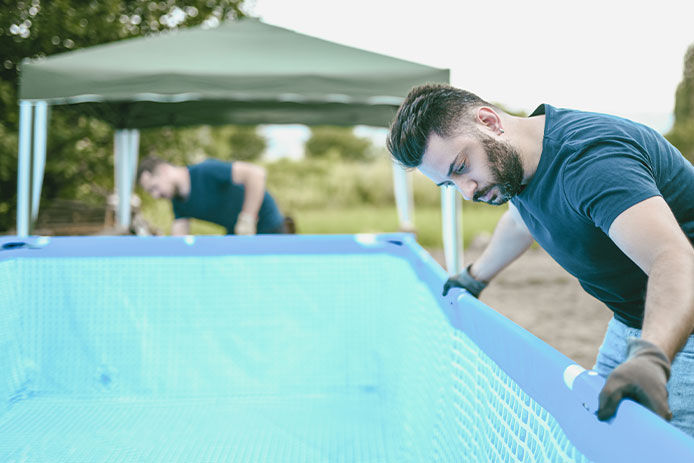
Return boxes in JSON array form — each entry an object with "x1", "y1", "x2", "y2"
[
  {"x1": 172, "y1": 159, "x2": 284, "y2": 234},
  {"x1": 511, "y1": 104, "x2": 694, "y2": 328}
]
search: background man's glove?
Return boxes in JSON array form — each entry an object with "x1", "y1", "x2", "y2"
[
  {"x1": 234, "y1": 212, "x2": 257, "y2": 235},
  {"x1": 597, "y1": 337, "x2": 672, "y2": 421},
  {"x1": 442, "y1": 264, "x2": 488, "y2": 298}
]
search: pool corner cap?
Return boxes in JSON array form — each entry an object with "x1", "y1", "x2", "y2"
[
  {"x1": 34, "y1": 236, "x2": 50, "y2": 247},
  {"x1": 563, "y1": 364, "x2": 586, "y2": 390},
  {"x1": 354, "y1": 234, "x2": 378, "y2": 246}
]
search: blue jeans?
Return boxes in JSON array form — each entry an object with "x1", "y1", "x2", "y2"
[{"x1": 594, "y1": 317, "x2": 694, "y2": 438}]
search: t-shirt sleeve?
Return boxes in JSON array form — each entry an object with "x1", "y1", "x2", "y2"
[
  {"x1": 199, "y1": 159, "x2": 232, "y2": 186},
  {"x1": 562, "y1": 141, "x2": 661, "y2": 234}
]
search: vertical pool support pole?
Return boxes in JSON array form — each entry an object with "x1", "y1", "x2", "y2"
[
  {"x1": 392, "y1": 162, "x2": 415, "y2": 232},
  {"x1": 441, "y1": 185, "x2": 463, "y2": 274}
]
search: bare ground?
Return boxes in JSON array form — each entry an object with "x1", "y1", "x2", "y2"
[{"x1": 428, "y1": 238, "x2": 613, "y2": 369}]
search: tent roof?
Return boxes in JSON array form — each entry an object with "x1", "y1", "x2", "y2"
[{"x1": 19, "y1": 18, "x2": 449, "y2": 128}]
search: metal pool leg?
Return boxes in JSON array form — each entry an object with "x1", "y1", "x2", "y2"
[
  {"x1": 392, "y1": 161, "x2": 415, "y2": 232},
  {"x1": 441, "y1": 185, "x2": 463, "y2": 274}
]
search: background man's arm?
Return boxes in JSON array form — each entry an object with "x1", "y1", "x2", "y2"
[
  {"x1": 231, "y1": 161, "x2": 267, "y2": 235},
  {"x1": 598, "y1": 195, "x2": 694, "y2": 420},
  {"x1": 444, "y1": 203, "x2": 534, "y2": 296},
  {"x1": 171, "y1": 218, "x2": 190, "y2": 236}
]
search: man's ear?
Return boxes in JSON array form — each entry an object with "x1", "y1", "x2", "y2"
[{"x1": 476, "y1": 107, "x2": 503, "y2": 135}]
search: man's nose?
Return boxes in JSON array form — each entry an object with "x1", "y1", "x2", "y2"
[{"x1": 457, "y1": 178, "x2": 477, "y2": 201}]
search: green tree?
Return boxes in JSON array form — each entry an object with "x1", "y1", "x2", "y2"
[
  {"x1": 228, "y1": 126, "x2": 266, "y2": 161},
  {"x1": 0, "y1": 0, "x2": 248, "y2": 232},
  {"x1": 674, "y1": 45, "x2": 694, "y2": 124},
  {"x1": 305, "y1": 126, "x2": 374, "y2": 161},
  {"x1": 666, "y1": 43, "x2": 694, "y2": 162},
  {"x1": 211, "y1": 125, "x2": 267, "y2": 162}
]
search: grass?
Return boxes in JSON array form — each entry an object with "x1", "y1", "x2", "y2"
[
  {"x1": 292, "y1": 206, "x2": 504, "y2": 249},
  {"x1": 141, "y1": 200, "x2": 506, "y2": 249}
]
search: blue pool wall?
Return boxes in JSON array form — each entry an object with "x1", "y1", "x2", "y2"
[{"x1": 1, "y1": 234, "x2": 693, "y2": 462}]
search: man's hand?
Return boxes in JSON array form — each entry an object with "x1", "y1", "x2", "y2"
[
  {"x1": 597, "y1": 338, "x2": 672, "y2": 421},
  {"x1": 234, "y1": 212, "x2": 257, "y2": 235},
  {"x1": 442, "y1": 264, "x2": 488, "y2": 298}
]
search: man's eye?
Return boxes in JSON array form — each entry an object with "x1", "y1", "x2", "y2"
[{"x1": 454, "y1": 163, "x2": 467, "y2": 175}]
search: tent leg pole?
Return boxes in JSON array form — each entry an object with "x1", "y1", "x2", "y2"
[
  {"x1": 122, "y1": 129, "x2": 139, "y2": 228},
  {"x1": 392, "y1": 162, "x2": 415, "y2": 232},
  {"x1": 128, "y1": 129, "x2": 140, "y2": 190},
  {"x1": 441, "y1": 185, "x2": 463, "y2": 274},
  {"x1": 31, "y1": 101, "x2": 48, "y2": 229},
  {"x1": 114, "y1": 129, "x2": 139, "y2": 229},
  {"x1": 17, "y1": 101, "x2": 34, "y2": 237},
  {"x1": 114, "y1": 130, "x2": 126, "y2": 229}
]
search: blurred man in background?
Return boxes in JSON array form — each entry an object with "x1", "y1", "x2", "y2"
[
  {"x1": 387, "y1": 83, "x2": 694, "y2": 436},
  {"x1": 137, "y1": 156, "x2": 294, "y2": 236}
]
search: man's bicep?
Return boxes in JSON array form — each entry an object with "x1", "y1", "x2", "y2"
[
  {"x1": 608, "y1": 196, "x2": 691, "y2": 274},
  {"x1": 507, "y1": 202, "x2": 531, "y2": 234},
  {"x1": 231, "y1": 161, "x2": 265, "y2": 185}
]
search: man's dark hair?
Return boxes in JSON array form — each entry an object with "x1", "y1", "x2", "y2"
[
  {"x1": 136, "y1": 155, "x2": 167, "y2": 182},
  {"x1": 387, "y1": 83, "x2": 492, "y2": 168}
]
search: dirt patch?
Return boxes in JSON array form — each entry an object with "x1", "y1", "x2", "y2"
[{"x1": 427, "y1": 242, "x2": 612, "y2": 369}]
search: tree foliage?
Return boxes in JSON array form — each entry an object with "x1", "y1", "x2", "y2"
[
  {"x1": 225, "y1": 126, "x2": 267, "y2": 162},
  {"x1": 674, "y1": 45, "x2": 694, "y2": 124},
  {"x1": 305, "y1": 126, "x2": 374, "y2": 161},
  {"x1": 0, "y1": 0, "x2": 249, "y2": 231},
  {"x1": 667, "y1": 43, "x2": 694, "y2": 162}
]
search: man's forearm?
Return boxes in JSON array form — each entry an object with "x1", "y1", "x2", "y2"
[
  {"x1": 470, "y1": 208, "x2": 534, "y2": 282},
  {"x1": 641, "y1": 247, "x2": 694, "y2": 360},
  {"x1": 171, "y1": 219, "x2": 190, "y2": 236},
  {"x1": 240, "y1": 176, "x2": 266, "y2": 219}
]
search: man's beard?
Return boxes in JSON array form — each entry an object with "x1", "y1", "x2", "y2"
[{"x1": 472, "y1": 132, "x2": 525, "y2": 205}]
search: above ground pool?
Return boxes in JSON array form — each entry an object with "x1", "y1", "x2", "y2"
[{"x1": 1, "y1": 234, "x2": 693, "y2": 462}]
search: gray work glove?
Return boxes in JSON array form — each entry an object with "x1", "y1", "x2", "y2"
[
  {"x1": 442, "y1": 264, "x2": 488, "y2": 298},
  {"x1": 597, "y1": 337, "x2": 672, "y2": 421}
]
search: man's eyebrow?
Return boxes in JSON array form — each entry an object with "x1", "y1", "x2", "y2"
[{"x1": 444, "y1": 153, "x2": 462, "y2": 179}]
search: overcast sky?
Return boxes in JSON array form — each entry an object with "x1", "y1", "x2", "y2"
[{"x1": 247, "y1": 0, "x2": 694, "y2": 158}]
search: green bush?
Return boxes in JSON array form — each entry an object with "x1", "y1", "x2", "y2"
[
  {"x1": 263, "y1": 156, "x2": 439, "y2": 212},
  {"x1": 262, "y1": 155, "x2": 493, "y2": 213},
  {"x1": 305, "y1": 126, "x2": 374, "y2": 161}
]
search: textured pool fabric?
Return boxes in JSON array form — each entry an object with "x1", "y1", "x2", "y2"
[
  {"x1": 1, "y1": 235, "x2": 692, "y2": 462},
  {"x1": 1, "y1": 396, "x2": 393, "y2": 462}
]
